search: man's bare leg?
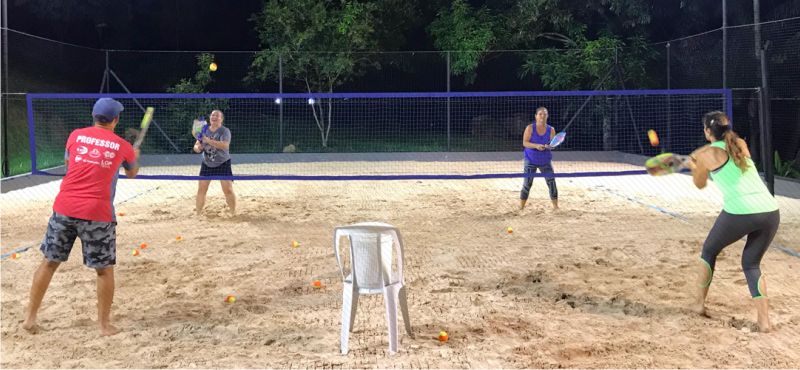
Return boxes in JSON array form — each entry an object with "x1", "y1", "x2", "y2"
[
  {"x1": 96, "y1": 267, "x2": 119, "y2": 336},
  {"x1": 22, "y1": 259, "x2": 60, "y2": 333}
]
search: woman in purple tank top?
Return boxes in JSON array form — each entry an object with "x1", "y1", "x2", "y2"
[{"x1": 520, "y1": 107, "x2": 558, "y2": 210}]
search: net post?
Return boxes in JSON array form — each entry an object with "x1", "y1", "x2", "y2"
[{"x1": 25, "y1": 93, "x2": 38, "y2": 174}]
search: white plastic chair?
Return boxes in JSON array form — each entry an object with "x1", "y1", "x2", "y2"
[{"x1": 334, "y1": 222, "x2": 413, "y2": 354}]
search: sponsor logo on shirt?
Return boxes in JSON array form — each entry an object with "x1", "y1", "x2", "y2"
[
  {"x1": 89, "y1": 149, "x2": 101, "y2": 158},
  {"x1": 103, "y1": 151, "x2": 116, "y2": 159},
  {"x1": 101, "y1": 160, "x2": 113, "y2": 168},
  {"x1": 76, "y1": 146, "x2": 88, "y2": 155}
]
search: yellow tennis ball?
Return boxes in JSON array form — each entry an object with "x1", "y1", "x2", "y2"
[
  {"x1": 506, "y1": 227, "x2": 513, "y2": 234},
  {"x1": 209, "y1": 62, "x2": 218, "y2": 72},
  {"x1": 291, "y1": 240, "x2": 300, "y2": 248},
  {"x1": 225, "y1": 295, "x2": 236, "y2": 303},
  {"x1": 647, "y1": 129, "x2": 659, "y2": 146}
]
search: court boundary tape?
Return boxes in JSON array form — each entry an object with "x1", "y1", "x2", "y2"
[{"x1": 590, "y1": 184, "x2": 800, "y2": 259}]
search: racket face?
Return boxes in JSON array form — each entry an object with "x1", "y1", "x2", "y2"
[
  {"x1": 132, "y1": 107, "x2": 155, "y2": 149},
  {"x1": 192, "y1": 119, "x2": 207, "y2": 138},
  {"x1": 645, "y1": 153, "x2": 687, "y2": 176},
  {"x1": 549, "y1": 132, "x2": 566, "y2": 148},
  {"x1": 140, "y1": 107, "x2": 154, "y2": 129}
]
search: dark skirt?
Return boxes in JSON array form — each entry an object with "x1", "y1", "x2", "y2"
[{"x1": 199, "y1": 159, "x2": 233, "y2": 177}]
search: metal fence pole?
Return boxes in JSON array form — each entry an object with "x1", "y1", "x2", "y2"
[
  {"x1": 666, "y1": 42, "x2": 672, "y2": 150},
  {"x1": 754, "y1": 0, "x2": 762, "y2": 58},
  {"x1": 1, "y1": 0, "x2": 9, "y2": 176},
  {"x1": 722, "y1": 0, "x2": 727, "y2": 88},
  {"x1": 278, "y1": 52, "x2": 283, "y2": 151},
  {"x1": 446, "y1": 51, "x2": 451, "y2": 152},
  {"x1": 759, "y1": 43, "x2": 774, "y2": 194}
]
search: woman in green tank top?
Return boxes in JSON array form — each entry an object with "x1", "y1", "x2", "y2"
[{"x1": 686, "y1": 111, "x2": 780, "y2": 333}]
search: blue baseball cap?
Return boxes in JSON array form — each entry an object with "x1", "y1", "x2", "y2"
[{"x1": 92, "y1": 98, "x2": 124, "y2": 123}]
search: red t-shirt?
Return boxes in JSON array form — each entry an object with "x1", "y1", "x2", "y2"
[{"x1": 53, "y1": 126, "x2": 137, "y2": 222}]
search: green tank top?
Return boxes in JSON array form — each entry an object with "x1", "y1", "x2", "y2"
[{"x1": 708, "y1": 140, "x2": 778, "y2": 214}]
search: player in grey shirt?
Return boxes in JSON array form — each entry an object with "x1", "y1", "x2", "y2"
[{"x1": 193, "y1": 109, "x2": 236, "y2": 215}]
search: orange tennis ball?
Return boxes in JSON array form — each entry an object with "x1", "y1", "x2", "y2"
[
  {"x1": 118, "y1": 212, "x2": 126, "y2": 216},
  {"x1": 139, "y1": 242, "x2": 148, "y2": 249},
  {"x1": 175, "y1": 236, "x2": 183, "y2": 241},
  {"x1": 291, "y1": 240, "x2": 300, "y2": 248},
  {"x1": 647, "y1": 129, "x2": 659, "y2": 146},
  {"x1": 312, "y1": 280, "x2": 322, "y2": 288},
  {"x1": 209, "y1": 62, "x2": 218, "y2": 72},
  {"x1": 132, "y1": 249, "x2": 140, "y2": 256},
  {"x1": 225, "y1": 295, "x2": 236, "y2": 303},
  {"x1": 438, "y1": 331, "x2": 449, "y2": 342},
  {"x1": 11, "y1": 253, "x2": 21, "y2": 260},
  {"x1": 506, "y1": 227, "x2": 513, "y2": 234}
]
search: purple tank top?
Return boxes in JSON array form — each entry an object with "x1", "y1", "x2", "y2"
[{"x1": 523, "y1": 123, "x2": 553, "y2": 165}]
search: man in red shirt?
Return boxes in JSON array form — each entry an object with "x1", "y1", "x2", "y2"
[{"x1": 22, "y1": 98, "x2": 140, "y2": 337}]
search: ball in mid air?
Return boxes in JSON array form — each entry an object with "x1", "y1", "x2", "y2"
[
  {"x1": 209, "y1": 62, "x2": 218, "y2": 72},
  {"x1": 647, "y1": 129, "x2": 659, "y2": 147}
]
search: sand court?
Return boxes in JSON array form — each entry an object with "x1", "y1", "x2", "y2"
[{"x1": 2, "y1": 156, "x2": 799, "y2": 368}]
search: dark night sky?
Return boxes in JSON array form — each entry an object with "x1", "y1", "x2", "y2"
[
  {"x1": 5, "y1": 0, "x2": 799, "y2": 52},
  {"x1": 7, "y1": 0, "x2": 264, "y2": 50}
]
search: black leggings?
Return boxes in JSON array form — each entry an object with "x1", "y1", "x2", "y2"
[
  {"x1": 520, "y1": 161, "x2": 558, "y2": 200},
  {"x1": 700, "y1": 210, "x2": 780, "y2": 297}
]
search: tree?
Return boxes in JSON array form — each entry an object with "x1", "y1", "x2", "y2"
[
  {"x1": 248, "y1": 0, "x2": 379, "y2": 148},
  {"x1": 428, "y1": 0, "x2": 498, "y2": 84}
]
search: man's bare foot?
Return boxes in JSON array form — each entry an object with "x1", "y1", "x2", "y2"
[
  {"x1": 99, "y1": 325, "x2": 120, "y2": 337},
  {"x1": 21, "y1": 321, "x2": 40, "y2": 334}
]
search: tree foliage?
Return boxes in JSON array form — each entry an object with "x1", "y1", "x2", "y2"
[
  {"x1": 429, "y1": 0, "x2": 497, "y2": 83},
  {"x1": 248, "y1": 0, "x2": 379, "y2": 147}
]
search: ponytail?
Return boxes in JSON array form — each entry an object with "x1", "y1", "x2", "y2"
[
  {"x1": 703, "y1": 111, "x2": 748, "y2": 172},
  {"x1": 723, "y1": 130, "x2": 748, "y2": 172}
]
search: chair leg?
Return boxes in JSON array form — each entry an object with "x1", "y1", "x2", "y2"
[
  {"x1": 384, "y1": 287, "x2": 399, "y2": 353},
  {"x1": 341, "y1": 284, "x2": 358, "y2": 354},
  {"x1": 399, "y1": 285, "x2": 413, "y2": 337},
  {"x1": 349, "y1": 290, "x2": 359, "y2": 332}
]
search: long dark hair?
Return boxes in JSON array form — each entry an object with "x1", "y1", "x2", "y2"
[{"x1": 702, "y1": 111, "x2": 747, "y2": 172}]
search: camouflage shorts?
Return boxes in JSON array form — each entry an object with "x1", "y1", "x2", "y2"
[{"x1": 40, "y1": 212, "x2": 116, "y2": 269}]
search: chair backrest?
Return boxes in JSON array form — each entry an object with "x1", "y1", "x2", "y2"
[{"x1": 334, "y1": 222, "x2": 405, "y2": 291}]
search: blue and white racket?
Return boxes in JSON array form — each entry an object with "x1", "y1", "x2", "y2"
[
  {"x1": 192, "y1": 117, "x2": 208, "y2": 141},
  {"x1": 548, "y1": 132, "x2": 566, "y2": 148}
]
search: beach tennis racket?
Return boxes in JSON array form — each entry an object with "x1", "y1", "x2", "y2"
[
  {"x1": 132, "y1": 107, "x2": 155, "y2": 149},
  {"x1": 645, "y1": 153, "x2": 691, "y2": 176},
  {"x1": 548, "y1": 132, "x2": 566, "y2": 148},
  {"x1": 192, "y1": 117, "x2": 208, "y2": 141}
]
